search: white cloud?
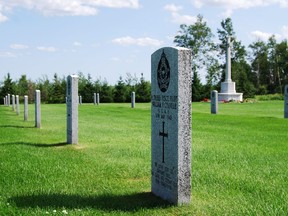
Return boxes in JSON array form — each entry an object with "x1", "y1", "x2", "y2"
[
  {"x1": 192, "y1": 0, "x2": 288, "y2": 16},
  {"x1": 37, "y1": 46, "x2": 57, "y2": 52},
  {"x1": 164, "y1": 4, "x2": 197, "y2": 25},
  {"x1": 10, "y1": 44, "x2": 29, "y2": 49},
  {"x1": 73, "y1": 41, "x2": 82, "y2": 46},
  {"x1": 0, "y1": 0, "x2": 140, "y2": 22},
  {"x1": 164, "y1": 4, "x2": 182, "y2": 13},
  {"x1": 112, "y1": 36, "x2": 164, "y2": 47},
  {"x1": 250, "y1": 30, "x2": 282, "y2": 41},
  {"x1": 0, "y1": 12, "x2": 8, "y2": 22},
  {"x1": 111, "y1": 57, "x2": 121, "y2": 61},
  {"x1": 0, "y1": 51, "x2": 16, "y2": 58}
]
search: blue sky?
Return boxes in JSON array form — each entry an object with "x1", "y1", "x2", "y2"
[{"x1": 0, "y1": 0, "x2": 288, "y2": 84}]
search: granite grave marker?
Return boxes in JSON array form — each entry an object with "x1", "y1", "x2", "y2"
[
  {"x1": 7, "y1": 94, "x2": 10, "y2": 106},
  {"x1": 24, "y1": 95, "x2": 28, "y2": 121},
  {"x1": 151, "y1": 47, "x2": 192, "y2": 205},
  {"x1": 285, "y1": 85, "x2": 288, "y2": 118},
  {"x1": 131, "y1": 92, "x2": 135, "y2": 108},
  {"x1": 211, "y1": 90, "x2": 218, "y2": 114},
  {"x1": 12, "y1": 95, "x2": 15, "y2": 111},
  {"x1": 67, "y1": 75, "x2": 78, "y2": 144},
  {"x1": 35, "y1": 90, "x2": 41, "y2": 128},
  {"x1": 16, "y1": 95, "x2": 20, "y2": 115}
]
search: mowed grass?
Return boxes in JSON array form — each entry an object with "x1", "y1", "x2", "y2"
[{"x1": 0, "y1": 101, "x2": 287, "y2": 215}]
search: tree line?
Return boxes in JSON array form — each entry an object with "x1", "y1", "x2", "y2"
[
  {"x1": 1, "y1": 16, "x2": 287, "y2": 103},
  {"x1": 174, "y1": 15, "x2": 288, "y2": 101},
  {"x1": 0, "y1": 72, "x2": 151, "y2": 104}
]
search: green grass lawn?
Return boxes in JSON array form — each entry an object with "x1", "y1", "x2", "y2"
[{"x1": 0, "y1": 101, "x2": 287, "y2": 215}]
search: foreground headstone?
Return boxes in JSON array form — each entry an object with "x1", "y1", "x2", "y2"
[
  {"x1": 16, "y1": 95, "x2": 20, "y2": 115},
  {"x1": 151, "y1": 47, "x2": 192, "y2": 205},
  {"x1": 285, "y1": 85, "x2": 288, "y2": 118},
  {"x1": 211, "y1": 90, "x2": 218, "y2": 114},
  {"x1": 131, "y1": 92, "x2": 135, "y2": 108},
  {"x1": 12, "y1": 95, "x2": 15, "y2": 111},
  {"x1": 35, "y1": 90, "x2": 41, "y2": 128},
  {"x1": 24, "y1": 95, "x2": 28, "y2": 121},
  {"x1": 67, "y1": 75, "x2": 78, "y2": 144}
]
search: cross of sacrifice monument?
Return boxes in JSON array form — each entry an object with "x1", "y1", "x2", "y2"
[{"x1": 218, "y1": 36, "x2": 243, "y2": 102}]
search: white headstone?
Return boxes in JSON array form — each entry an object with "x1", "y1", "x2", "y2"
[
  {"x1": 211, "y1": 90, "x2": 218, "y2": 114},
  {"x1": 94, "y1": 93, "x2": 96, "y2": 105},
  {"x1": 97, "y1": 93, "x2": 100, "y2": 105},
  {"x1": 7, "y1": 94, "x2": 10, "y2": 106},
  {"x1": 79, "y1": 96, "x2": 82, "y2": 105},
  {"x1": 285, "y1": 85, "x2": 288, "y2": 118},
  {"x1": 67, "y1": 75, "x2": 78, "y2": 144},
  {"x1": 35, "y1": 90, "x2": 41, "y2": 128},
  {"x1": 12, "y1": 95, "x2": 15, "y2": 111},
  {"x1": 131, "y1": 92, "x2": 135, "y2": 108},
  {"x1": 3, "y1": 97, "x2": 5, "y2": 106},
  {"x1": 151, "y1": 47, "x2": 192, "y2": 205},
  {"x1": 16, "y1": 95, "x2": 20, "y2": 115},
  {"x1": 24, "y1": 95, "x2": 28, "y2": 121}
]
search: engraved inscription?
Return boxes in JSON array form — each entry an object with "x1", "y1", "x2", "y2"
[
  {"x1": 157, "y1": 50, "x2": 170, "y2": 92},
  {"x1": 159, "y1": 122, "x2": 168, "y2": 163}
]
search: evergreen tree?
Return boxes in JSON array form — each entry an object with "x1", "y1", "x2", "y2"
[
  {"x1": 135, "y1": 73, "x2": 151, "y2": 102},
  {"x1": 114, "y1": 76, "x2": 127, "y2": 102}
]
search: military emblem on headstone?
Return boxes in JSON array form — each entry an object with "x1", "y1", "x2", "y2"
[{"x1": 157, "y1": 50, "x2": 170, "y2": 92}]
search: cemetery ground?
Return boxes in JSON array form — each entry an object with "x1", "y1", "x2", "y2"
[{"x1": 0, "y1": 101, "x2": 287, "y2": 215}]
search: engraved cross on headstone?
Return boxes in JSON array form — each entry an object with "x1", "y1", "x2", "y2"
[{"x1": 159, "y1": 121, "x2": 168, "y2": 163}]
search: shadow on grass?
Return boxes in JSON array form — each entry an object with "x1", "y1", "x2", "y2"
[
  {"x1": 0, "y1": 142, "x2": 70, "y2": 148},
  {"x1": 0, "y1": 125, "x2": 35, "y2": 129},
  {"x1": 9, "y1": 192, "x2": 171, "y2": 212}
]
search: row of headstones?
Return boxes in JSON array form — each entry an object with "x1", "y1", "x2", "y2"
[
  {"x1": 77, "y1": 92, "x2": 136, "y2": 108},
  {"x1": 3, "y1": 47, "x2": 192, "y2": 206},
  {"x1": 211, "y1": 88, "x2": 288, "y2": 117},
  {"x1": 66, "y1": 47, "x2": 192, "y2": 205},
  {"x1": 3, "y1": 91, "x2": 41, "y2": 127}
]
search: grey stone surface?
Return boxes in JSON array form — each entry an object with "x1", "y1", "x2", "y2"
[
  {"x1": 94, "y1": 93, "x2": 96, "y2": 105},
  {"x1": 7, "y1": 94, "x2": 10, "y2": 106},
  {"x1": 3, "y1": 97, "x2": 5, "y2": 106},
  {"x1": 12, "y1": 95, "x2": 15, "y2": 111},
  {"x1": 35, "y1": 90, "x2": 41, "y2": 128},
  {"x1": 67, "y1": 75, "x2": 78, "y2": 144},
  {"x1": 16, "y1": 95, "x2": 20, "y2": 115},
  {"x1": 131, "y1": 92, "x2": 135, "y2": 108},
  {"x1": 24, "y1": 95, "x2": 28, "y2": 121},
  {"x1": 97, "y1": 93, "x2": 100, "y2": 105},
  {"x1": 5, "y1": 96, "x2": 8, "y2": 106},
  {"x1": 79, "y1": 96, "x2": 82, "y2": 105},
  {"x1": 151, "y1": 47, "x2": 192, "y2": 205},
  {"x1": 211, "y1": 90, "x2": 218, "y2": 114},
  {"x1": 285, "y1": 85, "x2": 288, "y2": 118}
]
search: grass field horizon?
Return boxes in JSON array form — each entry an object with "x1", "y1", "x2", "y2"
[{"x1": 0, "y1": 101, "x2": 287, "y2": 215}]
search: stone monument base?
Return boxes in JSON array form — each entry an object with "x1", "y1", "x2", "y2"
[{"x1": 218, "y1": 92, "x2": 243, "y2": 102}]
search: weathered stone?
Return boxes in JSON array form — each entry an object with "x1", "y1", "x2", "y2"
[
  {"x1": 67, "y1": 75, "x2": 78, "y2": 144},
  {"x1": 211, "y1": 90, "x2": 218, "y2": 114},
  {"x1": 35, "y1": 90, "x2": 41, "y2": 128},
  {"x1": 151, "y1": 47, "x2": 192, "y2": 205},
  {"x1": 24, "y1": 95, "x2": 28, "y2": 121}
]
